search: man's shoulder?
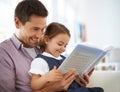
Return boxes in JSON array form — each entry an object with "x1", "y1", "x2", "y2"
[
  {"x1": 0, "y1": 39, "x2": 13, "y2": 59},
  {"x1": 0, "y1": 38, "x2": 13, "y2": 50}
]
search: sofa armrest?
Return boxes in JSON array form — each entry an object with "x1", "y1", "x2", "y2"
[{"x1": 87, "y1": 71, "x2": 120, "y2": 92}]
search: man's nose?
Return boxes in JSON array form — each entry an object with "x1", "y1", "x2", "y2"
[{"x1": 36, "y1": 30, "x2": 43, "y2": 38}]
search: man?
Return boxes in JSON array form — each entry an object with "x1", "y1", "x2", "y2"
[{"x1": 0, "y1": 0, "x2": 100, "y2": 92}]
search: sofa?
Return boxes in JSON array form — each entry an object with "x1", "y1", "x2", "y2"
[{"x1": 87, "y1": 71, "x2": 120, "y2": 92}]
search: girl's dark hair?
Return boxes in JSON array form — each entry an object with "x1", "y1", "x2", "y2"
[
  {"x1": 14, "y1": 0, "x2": 48, "y2": 25},
  {"x1": 40, "y1": 22, "x2": 71, "y2": 52}
]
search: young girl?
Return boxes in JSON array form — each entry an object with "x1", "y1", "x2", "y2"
[
  {"x1": 29, "y1": 22, "x2": 73, "y2": 91},
  {"x1": 29, "y1": 22, "x2": 104, "y2": 92}
]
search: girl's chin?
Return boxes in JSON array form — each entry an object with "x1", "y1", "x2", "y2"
[{"x1": 54, "y1": 54, "x2": 61, "y2": 58}]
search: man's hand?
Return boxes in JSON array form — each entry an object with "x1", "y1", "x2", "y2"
[
  {"x1": 75, "y1": 68, "x2": 94, "y2": 86},
  {"x1": 40, "y1": 69, "x2": 77, "y2": 92}
]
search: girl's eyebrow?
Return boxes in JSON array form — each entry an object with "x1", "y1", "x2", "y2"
[
  {"x1": 59, "y1": 41, "x2": 64, "y2": 43},
  {"x1": 59, "y1": 41, "x2": 68, "y2": 45}
]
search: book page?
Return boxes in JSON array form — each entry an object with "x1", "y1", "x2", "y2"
[{"x1": 58, "y1": 44, "x2": 107, "y2": 76}]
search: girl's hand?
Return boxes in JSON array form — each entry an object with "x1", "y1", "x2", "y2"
[{"x1": 44, "y1": 66, "x2": 63, "y2": 82}]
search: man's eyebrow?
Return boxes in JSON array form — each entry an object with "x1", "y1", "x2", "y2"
[{"x1": 33, "y1": 26, "x2": 46, "y2": 30}]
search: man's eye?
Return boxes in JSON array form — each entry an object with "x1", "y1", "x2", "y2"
[
  {"x1": 41, "y1": 28, "x2": 45, "y2": 32},
  {"x1": 33, "y1": 28, "x2": 39, "y2": 31}
]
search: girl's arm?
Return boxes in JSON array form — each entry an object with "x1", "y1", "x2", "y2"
[{"x1": 31, "y1": 66, "x2": 63, "y2": 90}]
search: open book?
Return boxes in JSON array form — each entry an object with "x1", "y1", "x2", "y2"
[{"x1": 58, "y1": 44, "x2": 110, "y2": 76}]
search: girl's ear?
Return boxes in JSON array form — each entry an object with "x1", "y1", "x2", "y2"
[{"x1": 44, "y1": 36, "x2": 50, "y2": 44}]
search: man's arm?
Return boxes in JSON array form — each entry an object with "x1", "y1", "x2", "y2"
[{"x1": 0, "y1": 50, "x2": 16, "y2": 92}]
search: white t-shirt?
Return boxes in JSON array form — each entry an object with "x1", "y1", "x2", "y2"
[
  {"x1": 29, "y1": 52, "x2": 63, "y2": 75},
  {"x1": 24, "y1": 47, "x2": 37, "y2": 59}
]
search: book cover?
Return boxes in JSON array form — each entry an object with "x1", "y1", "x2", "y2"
[{"x1": 58, "y1": 44, "x2": 108, "y2": 76}]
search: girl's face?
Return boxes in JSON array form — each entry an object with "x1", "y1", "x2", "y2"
[{"x1": 45, "y1": 33, "x2": 70, "y2": 58}]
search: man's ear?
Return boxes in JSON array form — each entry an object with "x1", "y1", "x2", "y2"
[{"x1": 14, "y1": 17, "x2": 21, "y2": 28}]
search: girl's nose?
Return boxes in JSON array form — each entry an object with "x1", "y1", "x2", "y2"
[{"x1": 61, "y1": 46, "x2": 66, "y2": 52}]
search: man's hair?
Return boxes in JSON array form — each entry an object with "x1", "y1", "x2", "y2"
[{"x1": 14, "y1": 0, "x2": 48, "y2": 25}]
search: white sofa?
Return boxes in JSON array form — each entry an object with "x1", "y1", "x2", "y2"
[{"x1": 87, "y1": 71, "x2": 120, "y2": 92}]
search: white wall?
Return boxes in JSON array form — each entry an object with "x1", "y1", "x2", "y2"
[
  {"x1": 75, "y1": 0, "x2": 120, "y2": 47},
  {"x1": 1, "y1": 0, "x2": 120, "y2": 48}
]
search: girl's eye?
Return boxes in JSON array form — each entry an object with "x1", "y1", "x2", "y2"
[
  {"x1": 57, "y1": 43, "x2": 68, "y2": 48},
  {"x1": 58, "y1": 43, "x2": 63, "y2": 46}
]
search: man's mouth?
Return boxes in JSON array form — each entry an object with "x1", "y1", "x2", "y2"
[{"x1": 31, "y1": 38, "x2": 39, "y2": 42}]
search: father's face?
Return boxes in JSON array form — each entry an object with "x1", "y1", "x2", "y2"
[{"x1": 16, "y1": 15, "x2": 47, "y2": 48}]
